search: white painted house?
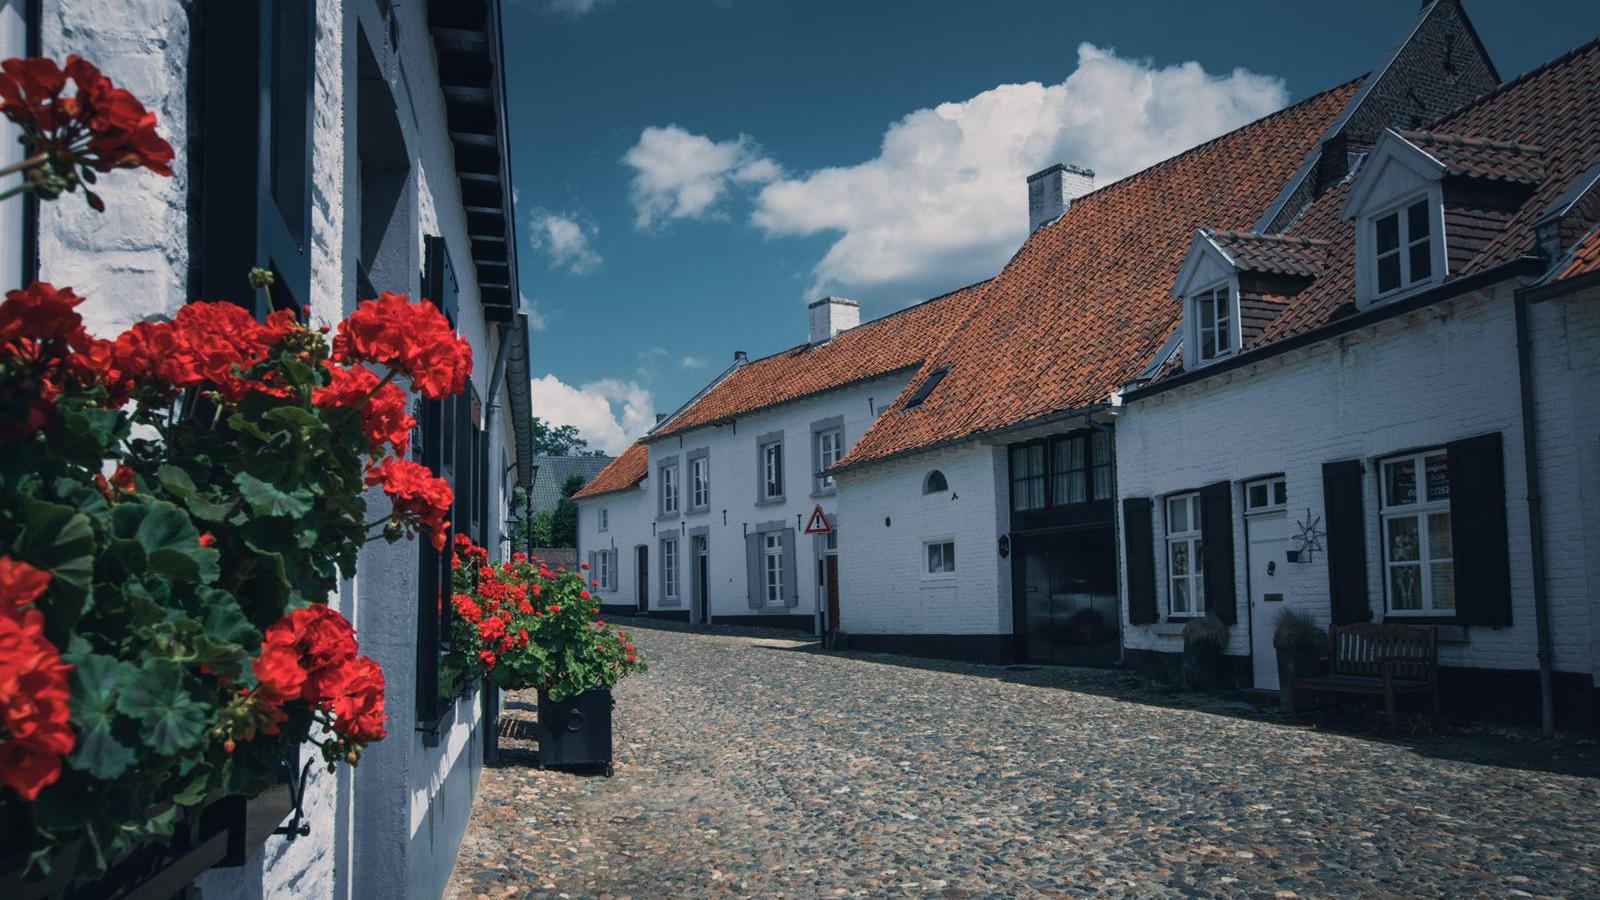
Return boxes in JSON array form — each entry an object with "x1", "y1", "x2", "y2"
[
  {"x1": 1116, "y1": 42, "x2": 1600, "y2": 730},
  {"x1": 575, "y1": 283, "x2": 988, "y2": 632},
  {"x1": 4, "y1": 1, "x2": 535, "y2": 896}
]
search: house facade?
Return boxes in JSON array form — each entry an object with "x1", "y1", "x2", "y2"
[
  {"x1": 831, "y1": 0, "x2": 1502, "y2": 668},
  {"x1": 1116, "y1": 41, "x2": 1600, "y2": 730},
  {"x1": 574, "y1": 284, "x2": 987, "y2": 631},
  {"x1": 5, "y1": 1, "x2": 534, "y2": 896}
]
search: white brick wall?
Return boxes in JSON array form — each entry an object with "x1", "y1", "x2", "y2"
[
  {"x1": 1117, "y1": 284, "x2": 1597, "y2": 682},
  {"x1": 27, "y1": 2, "x2": 505, "y2": 896},
  {"x1": 582, "y1": 371, "x2": 915, "y2": 625},
  {"x1": 836, "y1": 443, "x2": 1012, "y2": 635}
]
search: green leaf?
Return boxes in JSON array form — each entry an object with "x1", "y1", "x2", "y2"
[
  {"x1": 190, "y1": 587, "x2": 260, "y2": 679},
  {"x1": 67, "y1": 653, "x2": 138, "y2": 779},
  {"x1": 54, "y1": 475, "x2": 110, "y2": 519},
  {"x1": 15, "y1": 496, "x2": 95, "y2": 618},
  {"x1": 234, "y1": 471, "x2": 313, "y2": 519},
  {"x1": 116, "y1": 659, "x2": 210, "y2": 756},
  {"x1": 157, "y1": 464, "x2": 198, "y2": 498}
]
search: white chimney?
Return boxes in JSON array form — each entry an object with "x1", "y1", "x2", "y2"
[
  {"x1": 808, "y1": 296, "x2": 859, "y2": 345},
  {"x1": 1027, "y1": 163, "x2": 1095, "y2": 233}
]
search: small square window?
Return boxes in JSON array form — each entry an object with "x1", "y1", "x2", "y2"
[
  {"x1": 1245, "y1": 476, "x2": 1286, "y2": 513},
  {"x1": 924, "y1": 540, "x2": 955, "y2": 576},
  {"x1": 1371, "y1": 196, "x2": 1436, "y2": 298}
]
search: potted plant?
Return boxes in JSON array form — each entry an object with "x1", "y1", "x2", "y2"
[
  {"x1": 445, "y1": 539, "x2": 645, "y2": 775},
  {"x1": 1273, "y1": 610, "x2": 1327, "y2": 714},
  {"x1": 1181, "y1": 614, "x2": 1229, "y2": 691}
]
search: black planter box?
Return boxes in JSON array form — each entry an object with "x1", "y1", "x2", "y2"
[{"x1": 537, "y1": 688, "x2": 614, "y2": 776}]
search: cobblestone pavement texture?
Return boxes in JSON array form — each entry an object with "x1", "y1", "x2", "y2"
[{"x1": 447, "y1": 618, "x2": 1600, "y2": 898}]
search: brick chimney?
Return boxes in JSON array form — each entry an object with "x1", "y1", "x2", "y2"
[
  {"x1": 808, "y1": 296, "x2": 859, "y2": 345},
  {"x1": 1027, "y1": 163, "x2": 1095, "y2": 233}
]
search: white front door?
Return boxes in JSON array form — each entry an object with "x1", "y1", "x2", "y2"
[{"x1": 1247, "y1": 512, "x2": 1290, "y2": 691}]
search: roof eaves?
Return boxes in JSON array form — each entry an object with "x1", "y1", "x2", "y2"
[{"x1": 1127, "y1": 256, "x2": 1545, "y2": 401}]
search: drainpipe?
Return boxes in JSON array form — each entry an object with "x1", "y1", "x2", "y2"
[
  {"x1": 480, "y1": 323, "x2": 513, "y2": 767},
  {"x1": 1513, "y1": 288, "x2": 1555, "y2": 736}
]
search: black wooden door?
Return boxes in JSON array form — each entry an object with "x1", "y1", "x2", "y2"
[
  {"x1": 636, "y1": 545, "x2": 649, "y2": 612},
  {"x1": 1016, "y1": 529, "x2": 1119, "y2": 667}
]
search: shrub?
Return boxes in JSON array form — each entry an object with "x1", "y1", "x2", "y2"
[
  {"x1": 1181, "y1": 614, "x2": 1229, "y2": 649},
  {"x1": 1273, "y1": 610, "x2": 1326, "y2": 651}
]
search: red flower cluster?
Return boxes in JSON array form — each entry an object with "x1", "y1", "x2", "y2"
[
  {"x1": 312, "y1": 363, "x2": 415, "y2": 455},
  {"x1": 0, "y1": 557, "x2": 75, "y2": 801},
  {"x1": 0, "y1": 282, "x2": 111, "y2": 438},
  {"x1": 367, "y1": 458, "x2": 454, "y2": 551},
  {"x1": 249, "y1": 605, "x2": 386, "y2": 745},
  {"x1": 331, "y1": 293, "x2": 471, "y2": 400},
  {"x1": 106, "y1": 303, "x2": 299, "y2": 403},
  {"x1": 0, "y1": 56, "x2": 174, "y2": 176}
]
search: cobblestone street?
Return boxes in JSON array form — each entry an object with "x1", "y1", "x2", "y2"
[{"x1": 447, "y1": 620, "x2": 1600, "y2": 898}]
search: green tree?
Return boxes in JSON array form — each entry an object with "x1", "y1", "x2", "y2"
[{"x1": 532, "y1": 417, "x2": 606, "y2": 457}]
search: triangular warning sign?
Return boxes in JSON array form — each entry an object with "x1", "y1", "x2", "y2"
[{"x1": 804, "y1": 504, "x2": 833, "y2": 535}]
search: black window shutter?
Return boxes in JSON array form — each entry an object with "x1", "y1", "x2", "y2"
[
  {"x1": 1447, "y1": 432, "x2": 1512, "y2": 626},
  {"x1": 1199, "y1": 481, "x2": 1237, "y2": 624},
  {"x1": 745, "y1": 533, "x2": 763, "y2": 609},
  {"x1": 1322, "y1": 459, "x2": 1372, "y2": 625},
  {"x1": 1122, "y1": 498, "x2": 1157, "y2": 625}
]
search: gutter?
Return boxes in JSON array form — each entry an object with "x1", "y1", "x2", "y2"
[
  {"x1": 1125, "y1": 257, "x2": 1547, "y2": 402},
  {"x1": 502, "y1": 313, "x2": 536, "y2": 489},
  {"x1": 1512, "y1": 285, "x2": 1557, "y2": 736}
]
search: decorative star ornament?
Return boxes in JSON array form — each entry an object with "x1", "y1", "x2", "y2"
[{"x1": 1294, "y1": 509, "x2": 1325, "y2": 562}]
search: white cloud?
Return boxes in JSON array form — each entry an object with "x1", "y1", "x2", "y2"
[
  {"x1": 528, "y1": 208, "x2": 602, "y2": 275},
  {"x1": 633, "y1": 44, "x2": 1287, "y2": 301},
  {"x1": 680, "y1": 355, "x2": 707, "y2": 369},
  {"x1": 530, "y1": 374, "x2": 655, "y2": 455},
  {"x1": 621, "y1": 125, "x2": 781, "y2": 229},
  {"x1": 537, "y1": 0, "x2": 613, "y2": 16}
]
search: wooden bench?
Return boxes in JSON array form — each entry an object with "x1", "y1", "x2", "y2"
[{"x1": 1290, "y1": 623, "x2": 1441, "y2": 735}]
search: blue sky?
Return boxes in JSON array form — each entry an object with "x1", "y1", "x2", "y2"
[{"x1": 503, "y1": 0, "x2": 1600, "y2": 454}]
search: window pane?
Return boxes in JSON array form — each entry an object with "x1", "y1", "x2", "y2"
[
  {"x1": 1272, "y1": 480, "x2": 1287, "y2": 506},
  {"x1": 945, "y1": 543, "x2": 954, "y2": 571},
  {"x1": 1170, "y1": 541, "x2": 1189, "y2": 576},
  {"x1": 1376, "y1": 212, "x2": 1400, "y2": 252},
  {"x1": 1173, "y1": 578, "x2": 1189, "y2": 614},
  {"x1": 1385, "y1": 459, "x2": 1417, "y2": 507},
  {"x1": 1430, "y1": 562, "x2": 1455, "y2": 610},
  {"x1": 1026, "y1": 445, "x2": 1044, "y2": 476},
  {"x1": 1390, "y1": 565, "x2": 1422, "y2": 610},
  {"x1": 1092, "y1": 464, "x2": 1112, "y2": 501},
  {"x1": 1168, "y1": 496, "x2": 1189, "y2": 533},
  {"x1": 1377, "y1": 253, "x2": 1401, "y2": 294},
  {"x1": 1028, "y1": 477, "x2": 1045, "y2": 510},
  {"x1": 1248, "y1": 483, "x2": 1268, "y2": 509},
  {"x1": 1406, "y1": 200, "x2": 1430, "y2": 241},
  {"x1": 1409, "y1": 240, "x2": 1431, "y2": 282},
  {"x1": 1199, "y1": 293, "x2": 1216, "y2": 332},
  {"x1": 927, "y1": 544, "x2": 940, "y2": 573},
  {"x1": 1428, "y1": 512, "x2": 1452, "y2": 560},
  {"x1": 1425, "y1": 454, "x2": 1450, "y2": 501},
  {"x1": 1388, "y1": 515, "x2": 1420, "y2": 562}
]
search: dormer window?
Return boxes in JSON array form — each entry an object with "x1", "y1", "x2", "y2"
[
  {"x1": 1373, "y1": 197, "x2": 1433, "y2": 296},
  {"x1": 1194, "y1": 284, "x2": 1233, "y2": 362}
]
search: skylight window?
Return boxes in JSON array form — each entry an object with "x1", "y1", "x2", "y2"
[{"x1": 904, "y1": 367, "x2": 950, "y2": 410}]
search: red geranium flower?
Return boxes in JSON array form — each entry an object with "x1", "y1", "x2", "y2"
[
  {"x1": 312, "y1": 363, "x2": 416, "y2": 455},
  {"x1": 366, "y1": 457, "x2": 453, "y2": 551},
  {"x1": 325, "y1": 656, "x2": 387, "y2": 744},
  {"x1": 330, "y1": 293, "x2": 472, "y2": 400}
]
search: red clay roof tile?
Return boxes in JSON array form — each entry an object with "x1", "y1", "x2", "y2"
[
  {"x1": 836, "y1": 78, "x2": 1363, "y2": 470},
  {"x1": 571, "y1": 442, "x2": 649, "y2": 500}
]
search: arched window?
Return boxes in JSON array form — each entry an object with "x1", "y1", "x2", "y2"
[{"x1": 923, "y1": 470, "x2": 949, "y2": 494}]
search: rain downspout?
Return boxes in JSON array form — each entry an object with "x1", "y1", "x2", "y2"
[
  {"x1": 483, "y1": 323, "x2": 512, "y2": 546},
  {"x1": 1513, "y1": 288, "x2": 1555, "y2": 736}
]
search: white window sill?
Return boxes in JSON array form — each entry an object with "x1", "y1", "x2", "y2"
[{"x1": 1151, "y1": 622, "x2": 1186, "y2": 637}]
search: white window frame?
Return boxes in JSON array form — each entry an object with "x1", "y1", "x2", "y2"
[
  {"x1": 1356, "y1": 187, "x2": 1446, "y2": 305},
  {"x1": 1191, "y1": 281, "x2": 1235, "y2": 363},
  {"x1": 690, "y1": 456, "x2": 709, "y2": 510},
  {"x1": 1380, "y1": 449, "x2": 1454, "y2": 617},
  {"x1": 816, "y1": 428, "x2": 843, "y2": 491},
  {"x1": 763, "y1": 532, "x2": 784, "y2": 605},
  {"x1": 1244, "y1": 476, "x2": 1287, "y2": 514},
  {"x1": 1166, "y1": 492, "x2": 1205, "y2": 617},
  {"x1": 922, "y1": 539, "x2": 956, "y2": 580},
  {"x1": 662, "y1": 537, "x2": 679, "y2": 600},
  {"x1": 598, "y1": 549, "x2": 613, "y2": 590},
  {"x1": 661, "y1": 464, "x2": 679, "y2": 516},
  {"x1": 1371, "y1": 194, "x2": 1434, "y2": 298},
  {"x1": 761, "y1": 440, "x2": 784, "y2": 501},
  {"x1": 598, "y1": 508, "x2": 608, "y2": 532}
]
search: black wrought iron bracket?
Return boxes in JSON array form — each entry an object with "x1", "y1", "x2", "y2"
[{"x1": 271, "y1": 757, "x2": 317, "y2": 840}]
